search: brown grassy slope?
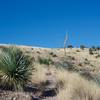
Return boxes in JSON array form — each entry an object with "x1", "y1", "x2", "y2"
[{"x1": 0, "y1": 45, "x2": 100, "y2": 100}]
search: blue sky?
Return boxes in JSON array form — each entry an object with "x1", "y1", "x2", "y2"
[{"x1": 0, "y1": 0, "x2": 100, "y2": 48}]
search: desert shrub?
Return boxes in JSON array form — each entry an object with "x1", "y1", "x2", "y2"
[
  {"x1": 78, "y1": 63, "x2": 82, "y2": 66},
  {"x1": 49, "y1": 52, "x2": 54, "y2": 55},
  {"x1": 89, "y1": 48, "x2": 94, "y2": 55},
  {"x1": 95, "y1": 54, "x2": 100, "y2": 58},
  {"x1": 71, "y1": 57, "x2": 75, "y2": 60},
  {"x1": 96, "y1": 46, "x2": 100, "y2": 50},
  {"x1": 68, "y1": 56, "x2": 75, "y2": 60},
  {"x1": 67, "y1": 45, "x2": 73, "y2": 48},
  {"x1": 92, "y1": 46, "x2": 96, "y2": 50},
  {"x1": 62, "y1": 61, "x2": 77, "y2": 71},
  {"x1": 52, "y1": 54, "x2": 57, "y2": 57},
  {"x1": 84, "y1": 58, "x2": 88, "y2": 61},
  {"x1": 84, "y1": 58, "x2": 90, "y2": 64},
  {"x1": 49, "y1": 52, "x2": 57, "y2": 57},
  {"x1": 80, "y1": 45, "x2": 85, "y2": 50},
  {"x1": 0, "y1": 46, "x2": 33, "y2": 91},
  {"x1": 76, "y1": 49, "x2": 80, "y2": 52},
  {"x1": 38, "y1": 57, "x2": 54, "y2": 65},
  {"x1": 36, "y1": 51, "x2": 40, "y2": 54},
  {"x1": 31, "y1": 48, "x2": 34, "y2": 50},
  {"x1": 91, "y1": 46, "x2": 98, "y2": 51}
]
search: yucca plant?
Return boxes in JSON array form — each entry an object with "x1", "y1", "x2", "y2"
[{"x1": 0, "y1": 46, "x2": 33, "y2": 91}]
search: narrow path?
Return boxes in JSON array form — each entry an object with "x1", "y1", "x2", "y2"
[{"x1": 41, "y1": 71, "x2": 57, "y2": 100}]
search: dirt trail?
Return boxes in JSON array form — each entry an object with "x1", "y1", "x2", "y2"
[{"x1": 41, "y1": 71, "x2": 57, "y2": 100}]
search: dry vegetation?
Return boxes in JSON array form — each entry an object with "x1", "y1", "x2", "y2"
[
  {"x1": 0, "y1": 45, "x2": 100, "y2": 100},
  {"x1": 56, "y1": 69, "x2": 100, "y2": 100}
]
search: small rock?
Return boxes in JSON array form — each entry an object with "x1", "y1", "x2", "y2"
[{"x1": 31, "y1": 95, "x2": 40, "y2": 100}]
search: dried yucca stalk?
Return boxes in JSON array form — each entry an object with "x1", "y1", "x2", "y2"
[{"x1": 63, "y1": 33, "x2": 68, "y2": 56}]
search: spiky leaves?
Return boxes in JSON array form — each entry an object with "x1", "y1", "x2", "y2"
[{"x1": 0, "y1": 46, "x2": 33, "y2": 91}]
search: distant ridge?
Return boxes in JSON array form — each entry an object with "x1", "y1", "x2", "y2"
[{"x1": 0, "y1": 44, "x2": 47, "y2": 49}]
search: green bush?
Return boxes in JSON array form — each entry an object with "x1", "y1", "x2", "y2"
[
  {"x1": 89, "y1": 48, "x2": 94, "y2": 55},
  {"x1": 80, "y1": 45, "x2": 85, "y2": 50},
  {"x1": 67, "y1": 45, "x2": 73, "y2": 48},
  {"x1": 96, "y1": 47, "x2": 100, "y2": 50},
  {"x1": 91, "y1": 46, "x2": 96, "y2": 50},
  {"x1": 91, "y1": 46, "x2": 100, "y2": 51},
  {"x1": 38, "y1": 57, "x2": 54, "y2": 65},
  {"x1": 0, "y1": 46, "x2": 32, "y2": 91}
]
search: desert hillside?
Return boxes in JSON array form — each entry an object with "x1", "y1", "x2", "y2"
[
  {"x1": 21, "y1": 45, "x2": 100, "y2": 82},
  {"x1": 0, "y1": 45, "x2": 100, "y2": 100}
]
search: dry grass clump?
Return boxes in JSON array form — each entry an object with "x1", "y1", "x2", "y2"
[
  {"x1": 31, "y1": 64, "x2": 100, "y2": 100},
  {"x1": 31, "y1": 63, "x2": 48, "y2": 84},
  {"x1": 56, "y1": 68, "x2": 100, "y2": 100},
  {"x1": 31, "y1": 64, "x2": 57, "y2": 85}
]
